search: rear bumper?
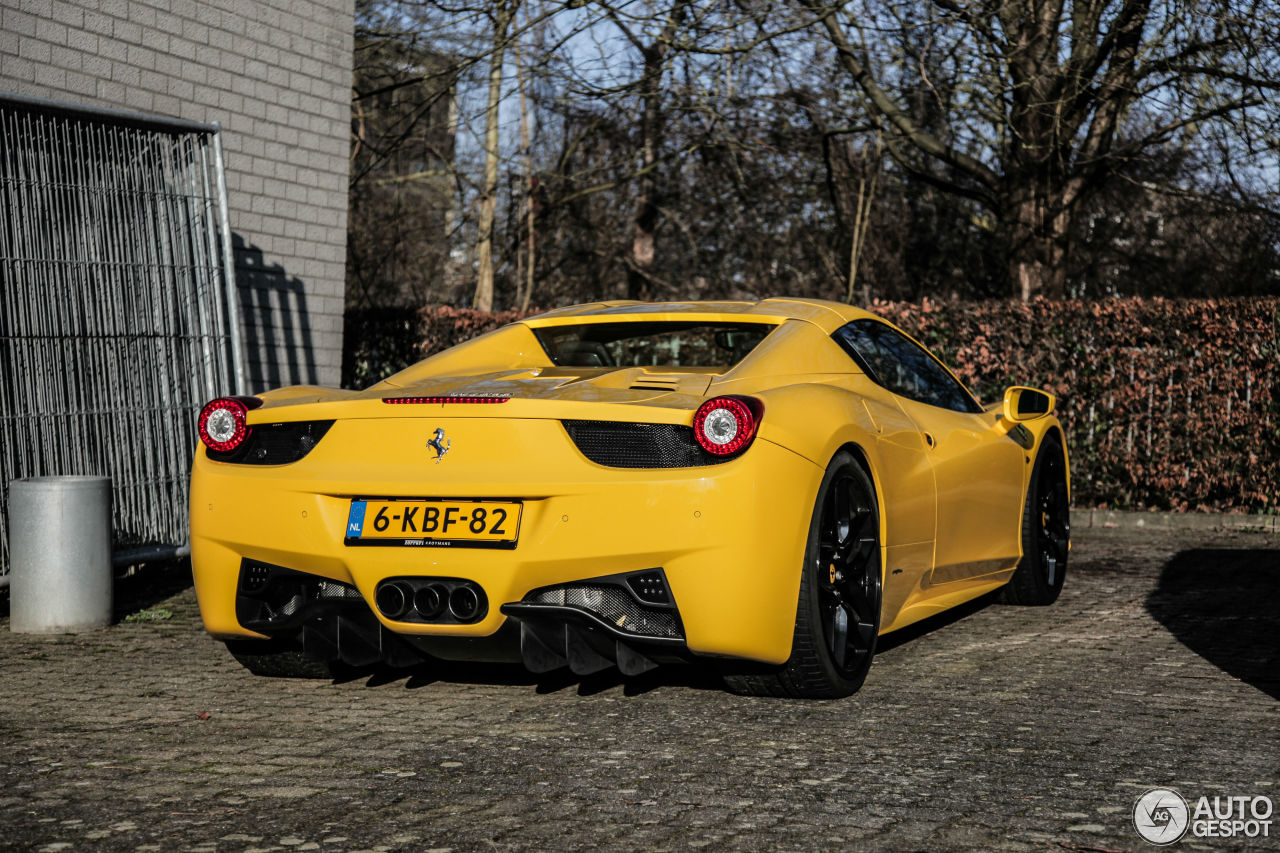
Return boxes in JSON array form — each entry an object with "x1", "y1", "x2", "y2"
[{"x1": 190, "y1": 423, "x2": 822, "y2": 665}]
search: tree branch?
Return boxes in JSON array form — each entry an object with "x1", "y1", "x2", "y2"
[{"x1": 798, "y1": 0, "x2": 1001, "y2": 193}]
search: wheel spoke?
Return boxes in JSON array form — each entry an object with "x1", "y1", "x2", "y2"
[
  {"x1": 854, "y1": 618, "x2": 876, "y2": 649},
  {"x1": 831, "y1": 605, "x2": 849, "y2": 668},
  {"x1": 850, "y1": 536, "x2": 876, "y2": 568},
  {"x1": 843, "y1": 576, "x2": 872, "y2": 623},
  {"x1": 1042, "y1": 551, "x2": 1058, "y2": 586},
  {"x1": 849, "y1": 507, "x2": 874, "y2": 543},
  {"x1": 818, "y1": 540, "x2": 837, "y2": 569},
  {"x1": 821, "y1": 504, "x2": 840, "y2": 552},
  {"x1": 832, "y1": 479, "x2": 853, "y2": 544}
]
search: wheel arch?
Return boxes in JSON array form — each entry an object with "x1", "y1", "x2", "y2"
[
  {"x1": 1031, "y1": 419, "x2": 1070, "y2": 505},
  {"x1": 1000, "y1": 417, "x2": 1071, "y2": 606},
  {"x1": 1012, "y1": 419, "x2": 1071, "y2": 565}
]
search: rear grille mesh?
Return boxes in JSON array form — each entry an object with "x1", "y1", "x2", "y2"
[
  {"x1": 562, "y1": 420, "x2": 728, "y2": 469},
  {"x1": 526, "y1": 584, "x2": 683, "y2": 639}
]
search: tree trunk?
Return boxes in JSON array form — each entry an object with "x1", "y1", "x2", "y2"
[
  {"x1": 624, "y1": 7, "x2": 684, "y2": 301},
  {"x1": 515, "y1": 3, "x2": 536, "y2": 313},
  {"x1": 627, "y1": 46, "x2": 666, "y2": 301},
  {"x1": 473, "y1": 0, "x2": 516, "y2": 312},
  {"x1": 1003, "y1": 175, "x2": 1074, "y2": 300}
]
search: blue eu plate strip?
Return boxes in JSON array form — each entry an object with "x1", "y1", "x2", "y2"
[{"x1": 346, "y1": 501, "x2": 367, "y2": 537}]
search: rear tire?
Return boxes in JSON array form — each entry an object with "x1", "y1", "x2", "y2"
[
  {"x1": 225, "y1": 639, "x2": 335, "y2": 679},
  {"x1": 723, "y1": 451, "x2": 882, "y2": 698},
  {"x1": 1000, "y1": 435, "x2": 1069, "y2": 606}
]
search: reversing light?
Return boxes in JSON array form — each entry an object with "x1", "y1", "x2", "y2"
[
  {"x1": 693, "y1": 396, "x2": 762, "y2": 456},
  {"x1": 199, "y1": 397, "x2": 252, "y2": 452}
]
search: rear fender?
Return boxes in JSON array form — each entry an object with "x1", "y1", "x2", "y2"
[{"x1": 752, "y1": 381, "x2": 940, "y2": 633}]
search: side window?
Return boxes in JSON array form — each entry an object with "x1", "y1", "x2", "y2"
[{"x1": 833, "y1": 320, "x2": 980, "y2": 413}]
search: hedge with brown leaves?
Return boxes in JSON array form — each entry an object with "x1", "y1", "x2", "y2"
[
  {"x1": 871, "y1": 297, "x2": 1278, "y2": 512},
  {"x1": 343, "y1": 305, "x2": 537, "y2": 389},
  {"x1": 347, "y1": 299, "x2": 1278, "y2": 512}
]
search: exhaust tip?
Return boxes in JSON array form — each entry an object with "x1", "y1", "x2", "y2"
[
  {"x1": 448, "y1": 584, "x2": 483, "y2": 622},
  {"x1": 414, "y1": 584, "x2": 446, "y2": 619},
  {"x1": 375, "y1": 582, "x2": 411, "y2": 619}
]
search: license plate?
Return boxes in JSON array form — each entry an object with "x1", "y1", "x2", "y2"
[{"x1": 344, "y1": 499, "x2": 521, "y2": 549}]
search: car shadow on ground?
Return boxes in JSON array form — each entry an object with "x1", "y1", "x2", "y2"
[
  {"x1": 1146, "y1": 548, "x2": 1280, "y2": 700},
  {"x1": 334, "y1": 658, "x2": 728, "y2": 697},
  {"x1": 340, "y1": 592, "x2": 1008, "y2": 698},
  {"x1": 112, "y1": 559, "x2": 194, "y2": 623}
]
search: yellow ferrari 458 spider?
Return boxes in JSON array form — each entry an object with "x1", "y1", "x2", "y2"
[{"x1": 191, "y1": 298, "x2": 1069, "y2": 698}]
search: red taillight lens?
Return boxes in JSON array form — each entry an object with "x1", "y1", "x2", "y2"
[
  {"x1": 198, "y1": 397, "x2": 250, "y2": 452},
  {"x1": 693, "y1": 396, "x2": 762, "y2": 456}
]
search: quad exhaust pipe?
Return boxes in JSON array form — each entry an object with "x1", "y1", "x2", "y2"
[
  {"x1": 375, "y1": 578, "x2": 486, "y2": 624},
  {"x1": 413, "y1": 584, "x2": 446, "y2": 619},
  {"x1": 448, "y1": 585, "x2": 481, "y2": 621},
  {"x1": 374, "y1": 582, "x2": 412, "y2": 619}
]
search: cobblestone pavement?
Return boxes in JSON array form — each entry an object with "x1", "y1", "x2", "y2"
[{"x1": 1, "y1": 526, "x2": 1276, "y2": 852}]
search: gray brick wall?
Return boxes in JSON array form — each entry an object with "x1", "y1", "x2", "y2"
[{"x1": 1, "y1": 0, "x2": 354, "y2": 390}]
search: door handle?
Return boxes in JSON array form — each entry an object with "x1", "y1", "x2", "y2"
[{"x1": 923, "y1": 432, "x2": 936, "y2": 448}]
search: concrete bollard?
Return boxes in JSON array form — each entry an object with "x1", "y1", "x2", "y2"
[{"x1": 9, "y1": 476, "x2": 113, "y2": 633}]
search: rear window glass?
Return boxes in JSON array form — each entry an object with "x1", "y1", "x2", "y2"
[{"x1": 532, "y1": 321, "x2": 776, "y2": 368}]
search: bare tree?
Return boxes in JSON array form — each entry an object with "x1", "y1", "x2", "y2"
[
  {"x1": 345, "y1": 0, "x2": 1279, "y2": 313},
  {"x1": 472, "y1": 0, "x2": 520, "y2": 311},
  {"x1": 798, "y1": 0, "x2": 1280, "y2": 299},
  {"x1": 595, "y1": 2, "x2": 690, "y2": 299}
]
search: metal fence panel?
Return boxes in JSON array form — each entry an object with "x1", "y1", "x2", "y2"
[{"x1": 0, "y1": 93, "x2": 243, "y2": 584}]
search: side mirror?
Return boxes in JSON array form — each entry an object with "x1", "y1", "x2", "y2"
[{"x1": 1003, "y1": 386, "x2": 1055, "y2": 422}]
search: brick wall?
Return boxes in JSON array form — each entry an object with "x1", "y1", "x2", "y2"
[{"x1": 0, "y1": 0, "x2": 354, "y2": 390}]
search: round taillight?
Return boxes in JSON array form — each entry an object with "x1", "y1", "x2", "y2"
[
  {"x1": 693, "y1": 396, "x2": 761, "y2": 456},
  {"x1": 199, "y1": 397, "x2": 250, "y2": 452}
]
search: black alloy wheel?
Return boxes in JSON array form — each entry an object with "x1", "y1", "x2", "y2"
[
  {"x1": 816, "y1": 463, "x2": 881, "y2": 678},
  {"x1": 723, "y1": 450, "x2": 882, "y2": 698},
  {"x1": 1001, "y1": 435, "x2": 1070, "y2": 605}
]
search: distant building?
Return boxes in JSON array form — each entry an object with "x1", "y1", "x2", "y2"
[
  {"x1": 1, "y1": 0, "x2": 355, "y2": 390},
  {"x1": 347, "y1": 41, "x2": 458, "y2": 309}
]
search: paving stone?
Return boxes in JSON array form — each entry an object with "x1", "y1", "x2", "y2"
[{"x1": 1, "y1": 527, "x2": 1277, "y2": 851}]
